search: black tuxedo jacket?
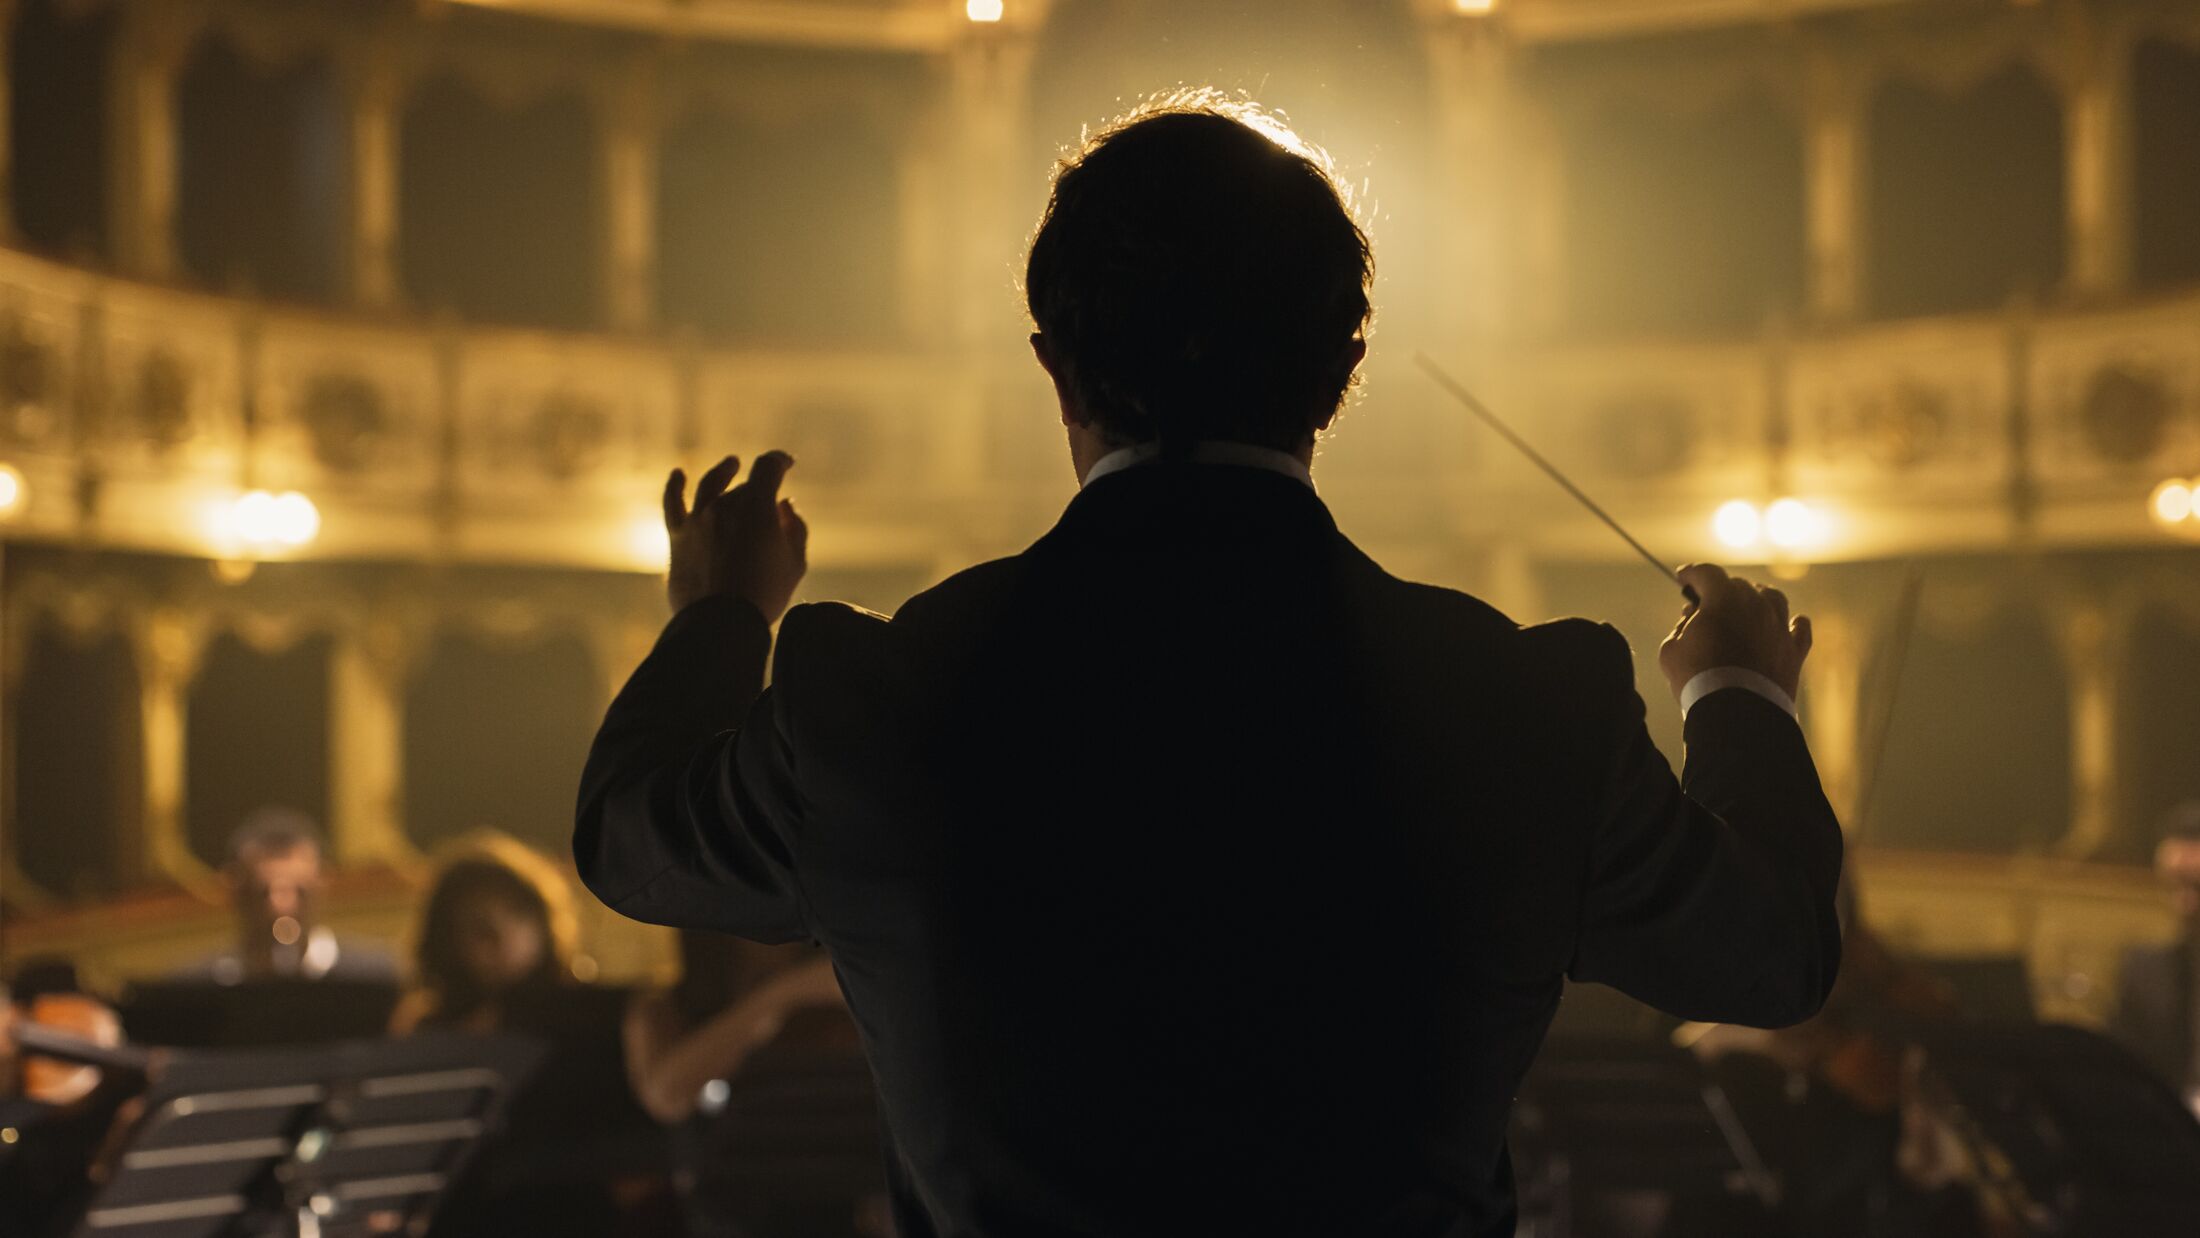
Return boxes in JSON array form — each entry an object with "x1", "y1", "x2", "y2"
[{"x1": 577, "y1": 461, "x2": 1843, "y2": 1238}]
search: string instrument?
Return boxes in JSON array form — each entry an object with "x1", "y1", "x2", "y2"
[{"x1": 8, "y1": 992, "x2": 153, "y2": 1104}]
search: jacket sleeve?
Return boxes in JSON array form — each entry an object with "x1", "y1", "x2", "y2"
[
  {"x1": 1564, "y1": 622, "x2": 1844, "y2": 1028},
  {"x1": 572, "y1": 594, "x2": 811, "y2": 942}
]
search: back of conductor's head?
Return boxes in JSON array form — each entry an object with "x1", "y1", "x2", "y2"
[{"x1": 1025, "y1": 92, "x2": 1373, "y2": 454}]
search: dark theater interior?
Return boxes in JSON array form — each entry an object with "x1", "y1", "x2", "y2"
[{"x1": 7, "y1": 1, "x2": 2200, "y2": 1235}]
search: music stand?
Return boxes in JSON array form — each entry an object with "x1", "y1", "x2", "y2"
[{"x1": 68, "y1": 1033, "x2": 543, "y2": 1238}]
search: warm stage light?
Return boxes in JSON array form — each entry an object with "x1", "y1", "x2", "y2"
[
  {"x1": 1764, "y1": 497, "x2": 1829, "y2": 550},
  {"x1": 966, "y1": 0, "x2": 1003, "y2": 22},
  {"x1": 1453, "y1": 0, "x2": 1499, "y2": 13},
  {"x1": 2151, "y1": 478, "x2": 2194, "y2": 527},
  {"x1": 212, "y1": 489, "x2": 320, "y2": 554},
  {"x1": 1712, "y1": 500, "x2": 1761, "y2": 550},
  {"x1": 627, "y1": 511, "x2": 671, "y2": 571},
  {"x1": 0, "y1": 462, "x2": 22, "y2": 518}
]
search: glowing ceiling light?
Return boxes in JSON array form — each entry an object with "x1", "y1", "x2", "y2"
[
  {"x1": 214, "y1": 489, "x2": 320, "y2": 553},
  {"x1": 965, "y1": 0, "x2": 1003, "y2": 21},
  {"x1": 2151, "y1": 478, "x2": 2194, "y2": 527},
  {"x1": 0, "y1": 462, "x2": 22, "y2": 518},
  {"x1": 1454, "y1": 0, "x2": 1499, "y2": 13},
  {"x1": 1764, "y1": 497, "x2": 1829, "y2": 550},
  {"x1": 627, "y1": 511, "x2": 671, "y2": 571},
  {"x1": 1712, "y1": 499, "x2": 1761, "y2": 550}
]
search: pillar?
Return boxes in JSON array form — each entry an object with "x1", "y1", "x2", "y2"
[
  {"x1": 134, "y1": 607, "x2": 216, "y2": 897},
  {"x1": 343, "y1": 31, "x2": 403, "y2": 311},
  {"x1": 0, "y1": 0, "x2": 22, "y2": 243},
  {"x1": 328, "y1": 617, "x2": 418, "y2": 870},
  {"x1": 1802, "y1": 611, "x2": 1863, "y2": 826},
  {"x1": 1802, "y1": 43, "x2": 1866, "y2": 323},
  {"x1": 600, "y1": 55, "x2": 659, "y2": 332},
  {"x1": 106, "y1": 4, "x2": 196, "y2": 282},
  {"x1": 2055, "y1": 606, "x2": 2119, "y2": 859},
  {"x1": 944, "y1": 17, "x2": 1037, "y2": 350},
  {"x1": 1422, "y1": 10, "x2": 1519, "y2": 345},
  {"x1": 2061, "y1": 17, "x2": 2134, "y2": 300},
  {"x1": 940, "y1": 15, "x2": 1039, "y2": 500}
]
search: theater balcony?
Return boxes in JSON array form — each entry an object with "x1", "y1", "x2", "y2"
[{"x1": 1, "y1": 0, "x2": 2197, "y2": 1029}]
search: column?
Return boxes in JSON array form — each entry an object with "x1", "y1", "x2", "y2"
[
  {"x1": 0, "y1": 552, "x2": 61, "y2": 912},
  {"x1": 944, "y1": 18, "x2": 1037, "y2": 350},
  {"x1": 1803, "y1": 43, "x2": 1867, "y2": 323},
  {"x1": 134, "y1": 608, "x2": 216, "y2": 896},
  {"x1": 1802, "y1": 611, "x2": 1863, "y2": 826},
  {"x1": 599, "y1": 55, "x2": 659, "y2": 332},
  {"x1": 1516, "y1": 108, "x2": 1569, "y2": 337},
  {"x1": 328, "y1": 617, "x2": 419, "y2": 870},
  {"x1": 106, "y1": 5, "x2": 196, "y2": 282},
  {"x1": 343, "y1": 32, "x2": 403, "y2": 311},
  {"x1": 939, "y1": 17, "x2": 1039, "y2": 503},
  {"x1": 2061, "y1": 19, "x2": 2134, "y2": 300},
  {"x1": 1422, "y1": 11, "x2": 1519, "y2": 345},
  {"x1": 2055, "y1": 606, "x2": 2118, "y2": 859},
  {"x1": 0, "y1": 0, "x2": 22, "y2": 243}
]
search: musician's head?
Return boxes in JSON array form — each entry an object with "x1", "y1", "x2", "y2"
[
  {"x1": 414, "y1": 833, "x2": 576, "y2": 1020},
  {"x1": 1025, "y1": 90, "x2": 1372, "y2": 473},
  {"x1": 2157, "y1": 802, "x2": 2200, "y2": 922},
  {"x1": 223, "y1": 807, "x2": 327, "y2": 943}
]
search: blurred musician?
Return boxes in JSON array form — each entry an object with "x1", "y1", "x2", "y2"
[
  {"x1": 624, "y1": 930, "x2": 849, "y2": 1237},
  {"x1": 2112, "y1": 803, "x2": 2200, "y2": 1117},
  {"x1": 390, "y1": 832, "x2": 578, "y2": 1035},
  {"x1": 178, "y1": 807, "x2": 396, "y2": 985},
  {"x1": 1, "y1": 963, "x2": 145, "y2": 1238}
]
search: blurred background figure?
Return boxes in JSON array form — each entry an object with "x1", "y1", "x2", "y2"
[
  {"x1": 625, "y1": 931, "x2": 865, "y2": 1238},
  {"x1": 2113, "y1": 802, "x2": 2200, "y2": 1117},
  {"x1": 182, "y1": 807, "x2": 396, "y2": 985},
  {"x1": 391, "y1": 832, "x2": 578, "y2": 1035}
]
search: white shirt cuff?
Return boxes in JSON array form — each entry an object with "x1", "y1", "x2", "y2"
[{"x1": 1680, "y1": 667, "x2": 1797, "y2": 720}]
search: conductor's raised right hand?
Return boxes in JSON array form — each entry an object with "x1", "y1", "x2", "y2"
[
  {"x1": 662, "y1": 451, "x2": 809, "y2": 622},
  {"x1": 1657, "y1": 563, "x2": 1811, "y2": 704}
]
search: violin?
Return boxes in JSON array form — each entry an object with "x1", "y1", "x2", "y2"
[{"x1": 6, "y1": 991, "x2": 151, "y2": 1105}]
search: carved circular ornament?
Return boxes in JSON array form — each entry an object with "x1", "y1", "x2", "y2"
[
  {"x1": 136, "y1": 350, "x2": 193, "y2": 450},
  {"x1": 1856, "y1": 382, "x2": 1946, "y2": 470},
  {"x1": 533, "y1": 392, "x2": 610, "y2": 481},
  {"x1": 1590, "y1": 395, "x2": 1693, "y2": 477},
  {"x1": 0, "y1": 318, "x2": 57, "y2": 447},
  {"x1": 301, "y1": 373, "x2": 387, "y2": 473},
  {"x1": 2079, "y1": 364, "x2": 2170, "y2": 465}
]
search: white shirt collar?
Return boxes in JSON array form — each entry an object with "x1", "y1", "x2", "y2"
[{"x1": 1080, "y1": 441, "x2": 1315, "y2": 491}]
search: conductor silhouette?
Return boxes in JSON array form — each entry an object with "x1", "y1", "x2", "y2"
[{"x1": 576, "y1": 94, "x2": 1841, "y2": 1238}]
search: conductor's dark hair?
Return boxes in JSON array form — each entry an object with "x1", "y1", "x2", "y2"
[{"x1": 1025, "y1": 91, "x2": 1373, "y2": 452}]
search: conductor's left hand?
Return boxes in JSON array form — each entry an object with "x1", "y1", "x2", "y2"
[{"x1": 662, "y1": 451, "x2": 809, "y2": 621}]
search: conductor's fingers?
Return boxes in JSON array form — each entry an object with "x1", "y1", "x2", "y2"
[
  {"x1": 1675, "y1": 562, "x2": 1733, "y2": 601},
  {"x1": 1792, "y1": 613, "x2": 1814, "y2": 660},
  {"x1": 662, "y1": 469, "x2": 687, "y2": 532},
  {"x1": 1760, "y1": 585, "x2": 1791, "y2": 630},
  {"x1": 782, "y1": 499, "x2": 809, "y2": 560},
  {"x1": 693, "y1": 455, "x2": 742, "y2": 511},
  {"x1": 740, "y1": 450, "x2": 796, "y2": 509}
]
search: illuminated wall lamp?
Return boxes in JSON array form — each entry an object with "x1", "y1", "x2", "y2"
[
  {"x1": 966, "y1": 0, "x2": 1004, "y2": 22},
  {"x1": 626, "y1": 510, "x2": 671, "y2": 572},
  {"x1": 0, "y1": 462, "x2": 25, "y2": 520},
  {"x1": 1712, "y1": 496, "x2": 1832, "y2": 554},
  {"x1": 2150, "y1": 477, "x2": 2198, "y2": 529},
  {"x1": 209, "y1": 488, "x2": 321, "y2": 556}
]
